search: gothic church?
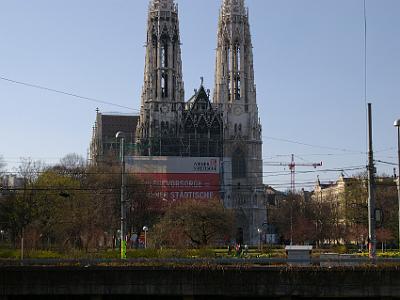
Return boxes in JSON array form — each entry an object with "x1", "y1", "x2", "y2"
[{"x1": 136, "y1": 0, "x2": 265, "y2": 245}]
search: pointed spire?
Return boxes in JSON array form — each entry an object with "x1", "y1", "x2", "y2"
[
  {"x1": 150, "y1": 0, "x2": 176, "y2": 12},
  {"x1": 222, "y1": 0, "x2": 246, "y2": 16},
  {"x1": 141, "y1": 0, "x2": 183, "y2": 106},
  {"x1": 137, "y1": 0, "x2": 184, "y2": 154},
  {"x1": 214, "y1": 0, "x2": 255, "y2": 105}
]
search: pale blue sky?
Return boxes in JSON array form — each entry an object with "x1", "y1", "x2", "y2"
[{"x1": 0, "y1": 0, "x2": 399, "y2": 191}]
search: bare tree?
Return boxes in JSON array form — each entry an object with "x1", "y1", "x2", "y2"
[
  {"x1": 0, "y1": 155, "x2": 6, "y2": 177},
  {"x1": 17, "y1": 157, "x2": 45, "y2": 185},
  {"x1": 153, "y1": 199, "x2": 234, "y2": 248},
  {"x1": 59, "y1": 153, "x2": 85, "y2": 170}
]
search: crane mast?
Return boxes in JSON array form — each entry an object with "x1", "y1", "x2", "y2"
[{"x1": 265, "y1": 154, "x2": 323, "y2": 192}]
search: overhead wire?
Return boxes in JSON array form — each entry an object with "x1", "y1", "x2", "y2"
[
  {"x1": 0, "y1": 73, "x2": 372, "y2": 167},
  {"x1": 0, "y1": 75, "x2": 139, "y2": 112},
  {"x1": 0, "y1": 165, "x2": 366, "y2": 177},
  {"x1": 262, "y1": 136, "x2": 364, "y2": 154},
  {"x1": 375, "y1": 160, "x2": 397, "y2": 166}
]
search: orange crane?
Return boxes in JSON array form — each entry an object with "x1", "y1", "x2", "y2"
[{"x1": 264, "y1": 154, "x2": 322, "y2": 192}]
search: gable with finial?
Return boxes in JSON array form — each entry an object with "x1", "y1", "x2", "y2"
[{"x1": 186, "y1": 78, "x2": 213, "y2": 113}]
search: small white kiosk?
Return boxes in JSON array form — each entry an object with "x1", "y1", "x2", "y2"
[{"x1": 285, "y1": 245, "x2": 313, "y2": 265}]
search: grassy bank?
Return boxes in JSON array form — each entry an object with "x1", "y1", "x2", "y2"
[{"x1": 1, "y1": 247, "x2": 399, "y2": 260}]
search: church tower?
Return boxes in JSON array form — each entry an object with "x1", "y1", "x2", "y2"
[
  {"x1": 136, "y1": 0, "x2": 185, "y2": 156},
  {"x1": 214, "y1": 0, "x2": 265, "y2": 245}
]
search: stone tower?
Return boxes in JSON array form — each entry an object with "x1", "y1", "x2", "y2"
[
  {"x1": 214, "y1": 0, "x2": 266, "y2": 245},
  {"x1": 136, "y1": 0, "x2": 185, "y2": 156}
]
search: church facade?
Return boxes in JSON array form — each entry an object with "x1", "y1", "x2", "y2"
[{"x1": 135, "y1": 0, "x2": 266, "y2": 245}]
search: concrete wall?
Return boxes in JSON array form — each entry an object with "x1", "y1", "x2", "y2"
[{"x1": 1, "y1": 265, "x2": 400, "y2": 298}]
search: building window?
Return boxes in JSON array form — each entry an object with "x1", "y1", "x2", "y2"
[
  {"x1": 161, "y1": 40, "x2": 168, "y2": 68},
  {"x1": 226, "y1": 44, "x2": 232, "y2": 101},
  {"x1": 226, "y1": 45, "x2": 231, "y2": 73},
  {"x1": 173, "y1": 43, "x2": 176, "y2": 69},
  {"x1": 236, "y1": 75, "x2": 241, "y2": 100},
  {"x1": 236, "y1": 43, "x2": 240, "y2": 71},
  {"x1": 232, "y1": 148, "x2": 246, "y2": 178},
  {"x1": 161, "y1": 73, "x2": 168, "y2": 98}
]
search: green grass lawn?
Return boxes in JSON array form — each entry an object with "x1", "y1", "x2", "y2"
[{"x1": 1, "y1": 246, "x2": 399, "y2": 260}]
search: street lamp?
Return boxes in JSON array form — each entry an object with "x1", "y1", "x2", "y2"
[
  {"x1": 143, "y1": 226, "x2": 149, "y2": 249},
  {"x1": 394, "y1": 119, "x2": 400, "y2": 250},
  {"x1": 116, "y1": 131, "x2": 126, "y2": 259},
  {"x1": 257, "y1": 228, "x2": 262, "y2": 251}
]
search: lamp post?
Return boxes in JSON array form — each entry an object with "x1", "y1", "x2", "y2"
[
  {"x1": 257, "y1": 228, "x2": 262, "y2": 251},
  {"x1": 367, "y1": 103, "x2": 376, "y2": 259},
  {"x1": 116, "y1": 131, "x2": 126, "y2": 259},
  {"x1": 394, "y1": 119, "x2": 400, "y2": 250},
  {"x1": 143, "y1": 226, "x2": 149, "y2": 249}
]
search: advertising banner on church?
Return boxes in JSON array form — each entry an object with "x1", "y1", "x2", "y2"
[{"x1": 125, "y1": 156, "x2": 221, "y2": 201}]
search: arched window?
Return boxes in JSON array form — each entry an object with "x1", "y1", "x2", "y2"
[
  {"x1": 161, "y1": 73, "x2": 168, "y2": 98},
  {"x1": 235, "y1": 43, "x2": 241, "y2": 100},
  {"x1": 172, "y1": 43, "x2": 176, "y2": 68},
  {"x1": 232, "y1": 148, "x2": 246, "y2": 178},
  {"x1": 236, "y1": 43, "x2": 241, "y2": 71},
  {"x1": 160, "y1": 36, "x2": 168, "y2": 68},
  {"x1": 226, "y1": 44, "x2": 232, "y2": 101},
  {"x1": 236, "y1": 75, "x2": 241, "y2": 100},
  {"x1": 226, "y1": 44, "x2": 231, "y2": 73}
]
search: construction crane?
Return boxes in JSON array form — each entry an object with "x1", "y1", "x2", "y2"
[{"x1": 264, "y1": 154, "x2": 322, "y2": 192}]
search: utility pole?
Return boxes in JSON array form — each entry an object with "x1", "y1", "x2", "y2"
[
  {"x1": 367, "y1": 103, "x2": 376, "y2": 259},
  {"x1": 393, "y1": 119, "x2": 400, "y2": 250},
  {"x1": 116, "y1": 131, "x2": 127, "y2": 259}
]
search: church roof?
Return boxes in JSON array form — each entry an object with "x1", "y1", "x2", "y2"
[{"x1": 186, "y1": 80, "x2": 213, "y2": 111}]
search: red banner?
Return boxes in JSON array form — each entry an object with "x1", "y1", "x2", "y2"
[{"x1": 137, "y1": 173, "x2": 220, "y2": 201}]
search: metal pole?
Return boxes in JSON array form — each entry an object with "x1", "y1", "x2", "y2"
[
  {"x1": 290, "y1": 198, "x2": 293, "y2": 246},
  {"x1": 116, "y1": 132, "x2": 127, "y2": 260},
  {"x1": 290, "y1": 154, "x2": 295, "y2": 192},
  {"x1": 396, "y1": 125, "x2": 400, "y2": 250},
  {"x1": 367, "y1": 103, "x2": 376, "y2": 259},
  {"x1": 121, "y1": 137, "x2": 126, "y2": 259},
  {"x1": 143, "y1": 226, "x2": 148, "y2": 249}
]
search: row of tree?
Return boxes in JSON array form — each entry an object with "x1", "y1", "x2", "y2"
[
  {"x1": 269, "y1": 175, "x2": 398, "y2": 248},
  {"x1": 0, "y1": 154, "x2": 233, "y2": 251},
  {"x1": 2, "y1": 154, "x2": 397, "y2": 250}
]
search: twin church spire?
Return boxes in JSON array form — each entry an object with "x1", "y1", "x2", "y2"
[
  {"x1": 138, "y1": 0, "x2": 260, "y2": 150},
  {"x1": 140, "y1": 0, "x2": 254, "y2": 106},
  {"x1": 137, "y1": 0, "x2": 265, "y2": 245}
]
